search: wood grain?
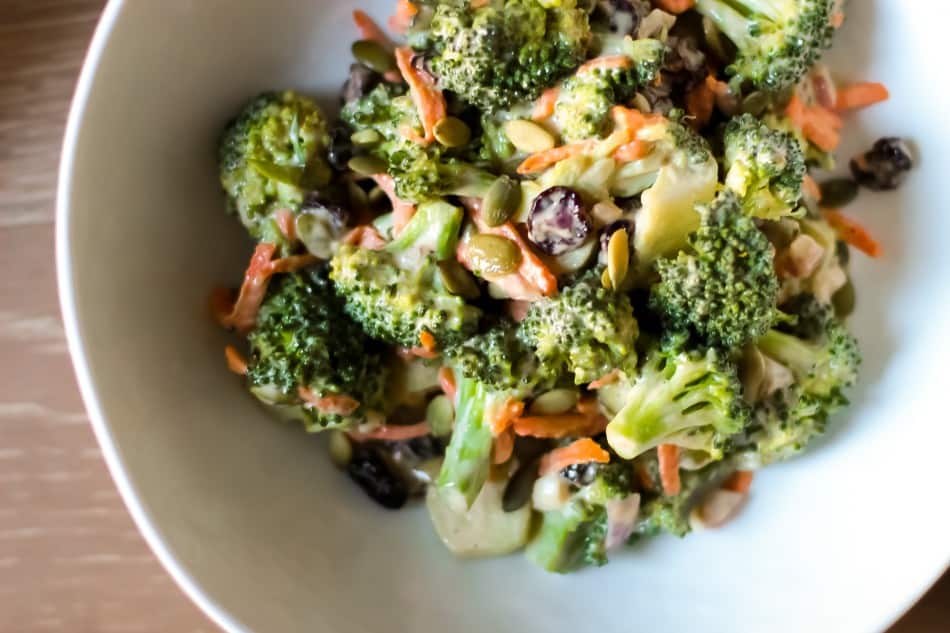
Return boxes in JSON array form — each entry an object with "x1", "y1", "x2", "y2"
[{"x1": 0, "y1": 2, "x2": 944, "y2": 632}]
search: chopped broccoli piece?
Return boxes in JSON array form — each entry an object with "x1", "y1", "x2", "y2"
[
  {"x1": 246, "y1": 270, "x2": 387, "y2": 431},
  {"x1": 555, "y1": 38, "x2": 667, "y2": 142},
  {"x1": 219, "y1": 91, "x2": 331, "y2": 244},
  {"x1": 445, "y1": 320, "x2": 555, "y2": 393},
  {"x1": 651, "y1": 190, "x2": 779, "y2": 349},
  {"x1": 518, "y1": 268, "x2": 639, "y2": 385},
  {"x1": 745, "y1": 387, "x2": 834, "y2": 465},
  {"x1": 635, "y1": 458, "x2": 736, "y2": 538},
  {"x1": 693, "y1": 0, "x2": 835, "y2": 92},
  {"x1": 411, "y1": 0, "x2": 593, "y2": 111},
  {"x1": 601, "y1": 337, "x2": 749, "y2": 460},
  {"x1": 435, "y1": 376, "x2": 497, "y2": 510},
  {"x1": 329, "y1": 200, "x2": 481, "y2": 349},
  {"x1": 723, "y1": 113, "x2": 806, "y2": 219}
]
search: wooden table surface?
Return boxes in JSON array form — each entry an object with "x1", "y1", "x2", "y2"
[{"x1": 0, "y1": 2, "x2": 945, "y2": 632}]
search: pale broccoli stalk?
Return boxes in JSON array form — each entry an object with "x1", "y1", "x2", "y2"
[{"x1": 436, "y1": 376, "x2": 498, "y2": 510}]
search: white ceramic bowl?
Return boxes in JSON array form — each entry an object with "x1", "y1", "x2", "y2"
[{"x1": 58, "y1": 2, "x2": 950, "y2": 632}]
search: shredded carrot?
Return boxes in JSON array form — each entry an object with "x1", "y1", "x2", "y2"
[
  {"x1": 577, "y1": 55, "x2": 632, "y2": 74},
  {"x1": 575, "y1": 396, "x2": 600, "y2": 419},
  {"x1": 492, "y1": 427, "x2": 515, "y2": 465},
  {"x1": 723, "y1": 470, "x2": 754, "y2": 494},
  {"x1": 388, "y1": 0, "x2": 418, "y2": 35},
  {"x1": 224, "y1": 345, "x2": 248, "y2": 375},
  {"x1": 588, "y1": 369, "x2": 621, "y2": 390},
  {"x1": 685, "y1": 76, "x2": 716, "y2": 130},
  {"x1": 516, "y1": 140, "x2": 597, "y2": 175},
  {"x1": 470, "y1": 0, "x2": 490, "y2": 7},
  {"x1": 214, "y1": 243, "x2": 276, "y2": 333},
  {"x1": 785, "y1": 94, "x2": 841, "y2": 151},
  {"x1": 610, "y1": 105, "x2": 662, "y2": 132},
  {"x1": 802, "y1": 174, "x2": 822, "y2": 201},
  {"x1": 394, "y1": 47, "x2": 447, "y2": 145},
  {"x1": 835, "y1": 82, "x2": 889, "y2": 111},
  {"x1": 438, "y1": 367, "x2": 457, "y2": 401},
  {"x1": 512, "y1": 413, "x2": 608, "y2": 439},
  {"x1": 652, "y1": 0, "x2": 695, "y2": 14},
  {"x1": 488, "y1": 398, "x2": 525, "y2": 435},
  {"x1": 823, "y1": 209, "x2": 882, "y2": 257},
  {"x1": 830, "y1": 10, "x2": 845, "y2": 28},
  {"x1": 371, "y1": 174, "x2": 416, "y2": 234},
  {"x1": 273, "y1": 209, "x2": 296, "y2": 241},
  {"x1": 342, "y1": 224, "x2": 387, "y2": 250},
  {"x1": 267, "y1": 253, "x2": 319, "y2": 274},
  {"x1": 298, "y1": 386, "x2": 360, "y2": 416},
  {"x1": 532, "y1": 86, "x2": 560, "y2": 121},
  {"x1": 419, "y1": 331, "x2": 437, "y2": 352},
  {"x1": 506, "y1": 300, "x2": 532, "y2": 322},
  {"x1": 613, "y1": 139, "x2": 652, "y2": 162},
  {"x1": 539, "y1": 438, "x2": 610, "y2": 476},
  {"x1": 657, "y1": 444, "x2": 681, "y2": 496},
  {"x1": 348, "y1": 421, "x2": 431, "y2": 442},
  {"x1": 352, "y1": 10, "x2": 393, "y2": 48}
]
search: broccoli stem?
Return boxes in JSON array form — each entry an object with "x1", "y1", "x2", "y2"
[
  {"x1": 386, "y1": 200, "x2": 463, "y2": 261},
  {"x1": 756, "y1": 329, "x2": 815, "y2": 378},
  {"x1": 694, "y1": 0, "x2": 754, "y2": 48},
  {"x1": 525, "y1": 501, "x2": 600, "y2": 573},
  {"x1": 436, "y1": 377, "x2": 495, "y2": 510}
]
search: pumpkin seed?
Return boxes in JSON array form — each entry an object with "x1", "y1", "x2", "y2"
[
  {"x1": 607, "y1": 227, "x2": 629, "y2": 290},
  {"x1": 819, "y1": 178, "x2": 859, "y2": 208},
  {"x1": 347, "y1": 155, "x2": 387, "y2": 176},
  {"x1": 740, "y1": 91, "x2": 769, "y2": 117},
  {"x1": 328, "y1": 431, "x2": 352, "y2": 468},
  {"x1": 426, "y1": 395, "x2": 454, "y2": 437},
  {"x1": 601, "y1": 267, "x2": 612, "y2": 290},
  {"x1": 633, "y1": 92, "x2": 652, "y2": 114},
  {"x1": 502, "y1": 456, "x2": 541, "y2": 512},
  {"x1": 350, "y1": 129, "x2": 381, "y2": 147},
  {"x1": 438, "y1": 260, "x2": 481, "y2": 299},
  {"x1": 466, "y1": 234, "x2": 522, "y2": 276},
  {"x1": 482, "y1": 175, "x2": 521, "y2": 227},
  {"x1": 433, "y1": 116, "x2": 472, "y2": 148},
  {"x1": 346, "y1": 180, "x2": 369, "y2": 208},
  {"x1": 832, "y1": 279, "x2": 856, "y2": 318},
  {"x1": 503, "y1": 119, "x2": 555, "y2": 153},
  {"x1": 702, "y1": 16, "x2": 731, "y2": 63},
  {"x1": 528, "y1": 389, "x2": 579, "y2": 416},
  {"x1": 351, "y1": 39, "x2": 396, "y2": 73}
]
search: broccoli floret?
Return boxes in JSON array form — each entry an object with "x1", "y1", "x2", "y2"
[
  {"x1": 246, "y1": 270, "x2": 387, "y2": 431},
  {"x1": 651, "y1": 191, "x2": 779, "y2": 349},
  {"x1": 219, "y1": 91, "x2": 331, "y2": 244},
  {"x1": 411, "y1": 0, "x2": 593, "y2": 111},
  {"x1": 601, "y1": 337, "x2": 749, "y2": 460},
  {"x1": 329, "y1": 200, "x2": 481, "y2": 349},
  {"x1": 723, "y1": 113, "x2": 806, "y2": 219},
  {"x1": 445, "y1": 320, "x2": 556, "y2": 393},
  {"x1": 526, "y1": 462, "x2": 637, "y2": 572},
  {"x1": 635, "y1": 458, "x2": 737, "y2": 538},
  {"x1": 554, "y1": 38, "x2": 667, "y2": 142},
  {"x1": 341, "y1": 83, "x2": 493, "y2": 202},
  {"x1": 756, "y1": 294, "x2": 860, "y2": 400},
  {"x1": 693, "y1": 0, "x2": 835, "y2": 92},
  {"x1": 744, "y1": 387, "x2": 834, "y2": 465},
  {"x1": 517, "y1": 269, "x2": 639, "y2": 385}
]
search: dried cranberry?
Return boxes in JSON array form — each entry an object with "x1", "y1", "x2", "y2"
[{"x1": 527, "y1": 187, "x2": 592, "y2": 255}]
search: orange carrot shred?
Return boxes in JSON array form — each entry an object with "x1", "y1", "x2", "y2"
[
  {"x1": 419, "y1": 331, "x2": 437, "y2": 352},
  {"x1": 588, "y1": 369, "x2": 621, "y2": 390},
  {"x1": 823, "y1": 209, "x2": 882, "y2": 257},
  {"x1": 214, "y1": 243, "x2": 277, "y2": 333},
  {"x1": 489, "y1": 398, "x2": 525, "y2": 435},
  {"x1": 342, "y1": 225, "x2": 387, "y2": 250},
  {"x1": 349, "y1": 421, "x2": 431, "y2": 442},
  {"x1": 635, "y1": 462, "x2": 655, "y2": 491},
  {"x1": 516, "y1": 140, "x2": 596, "y2": 175},
  {"x1": 723, "y1": 470, "x2": 754, "y2": 494},
  {"x1": 352, "y1": 10, "x2": 393, "y2": 48},
  {"x1": 224, "y1": 345, "x2": 248, "y2": 375},
  {"x1": 388, "y1": 0, "x2": 418, "y2": 35},
  {"x1": 506, "y1": 300, "x2": 532, "y2": 322},
  {"x1": 835, "y1": 82, "x2": 889, "y2": 111},
  {"x1": 394, "y1": 47, "x2": 446, "y2": 145},
  {"x1": 539, "y1": 439, "x2": 610, "y2": 476},
  {"x1": 830, "y1": 11, "x2": 845, "y2": 28},
  {"x1": 298, "y1": 386, "x2": 360, "y2": 417},
  {"x1": 657, "y1": 444, "x2": 681, "y2": 496},
  {"x1": 652, "y1": 0, "x2": 695, "y2": 14},
  {"x1": 802, "y1": 174, "x2": 822, "y2": 201},
  {"x1": 785, "y1": 94, "x2": 840, "y2": 151},
  {"x1": 372, "y1": 174, "x2": 416, "y2": 234},
  {"x1": 407, "y1": 346, "x2": 439, "y2": 360},
  {"x1": 492, "y1": 428, "x2": 515, "y2": 465},
  {"x1": 266, "y1": 254, "x2": 319, "y2": 274},
  {"x1": 613, "y1": 139, "x2": 652, "y2": 162},
  {"x1": 685, "y1": 76, "x2": 716, "y2": 129},
  {"x1": 438, "y1": 367, "x2": 457, "y2": 401},
  {"x1": 532, "y1": 86, "x2": 560, "y2": 121},
  {"x1": 273, "y1": 208, "x2": 296, "y2": 241}
]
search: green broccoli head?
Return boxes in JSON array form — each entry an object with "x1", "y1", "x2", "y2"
[
  {"x1": 745, "y1": 387, "x2": 836, "y2": 466},
  {"x1": 694, "y1": 0, "x2": 835, "y2": 92},
  {"x1": 246, "y1": 270, "x2": 387, "y2": 431},
  {"x1": 329, "y1": 201, "x2": 481, "y2": 349},
  {"x1": 756, "y1": 294, "x2": 861, "y2": 401},
  {"x1": 651, "y1": 191, "x2": 779, "y2": 349},
  {"x1": 341, "y1": 83, "x2": 493, "y2": 202},
  {"x1": 517, "y1": 268, "x2": 639, "y2": 385},
  {"x1": 219, "y1": 91, "x2": 331, "y2": 242},
  {"x1": 555, "y1": 38, "x2": 667, "y2": 142},
  {"x1": 444, "y1": 320, "x2": 556, "y2": 394},
  {"x1": 723, "y1": 113, "x2": 806, "y2": 219},
  {"x1": 601, "y1": 337, "x2": 749, "y2": 461},
  {"x1": 413, "y1": 0, "x2": 593, "y2": 111}
]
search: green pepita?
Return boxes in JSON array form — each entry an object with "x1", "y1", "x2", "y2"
[
  {"x1": 702, "y1": 16, "x2": 732, "y2": 63},
  {"x1": 466, "y1": 234, "x2": 522, "y2": 276},
  {"x1": 347, "y1": 154, "x2": 388, "y2": 177},
  {"x1": 740, "y1": 91, "x2": 769, "y2": 117},
  {"x1": 328, "y1": 431, "x2": 352, "y2": 468},
  {"x1": 351, "y1": 39, "x2": 396, "y2": 73},
  {"x1": 832, "y1": 279, "x2": 856, "y2": 318},
  {"x1": 433, "y1": 117, "x2": 472, "y2": 148},
  {"x1": 482, "y1": 176, "x2": 521, "y2": 227},
  {"x1": 351, "y1": 129, "x2": 382, "y2": 147},
  {"x1": 503, "y1": 119, "x2": 555, "y2": 154},
  {"x1": 528, "y1": 389, "x2": 579, "y2": 416},
  {"x1": 607, "y1": 228, "x2": 629, "y2": 290},
  {"x1": 426, "y1": 395, "x2": 455, "y2": 437},
  {"x1": 438, "y1": 260, "x2": 481, "y2": 299},
  {"x1": 819, "y1": 178, "x2": 859, "y2": 208},
  {"x1": 502, "y1": 456, "x2": 541, "y2": 513}
]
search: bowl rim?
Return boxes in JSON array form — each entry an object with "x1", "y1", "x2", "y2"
[
  {"x1": 54, "y1": 1, "x2": 246, "y2": 631},
  {"x1": 54, "y1": 3, "x2": 946, "y2": 633}
]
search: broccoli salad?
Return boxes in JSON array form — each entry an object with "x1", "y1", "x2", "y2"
[{"x1": 212, "y1": 0, "x2": 913, "y2": 573}]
